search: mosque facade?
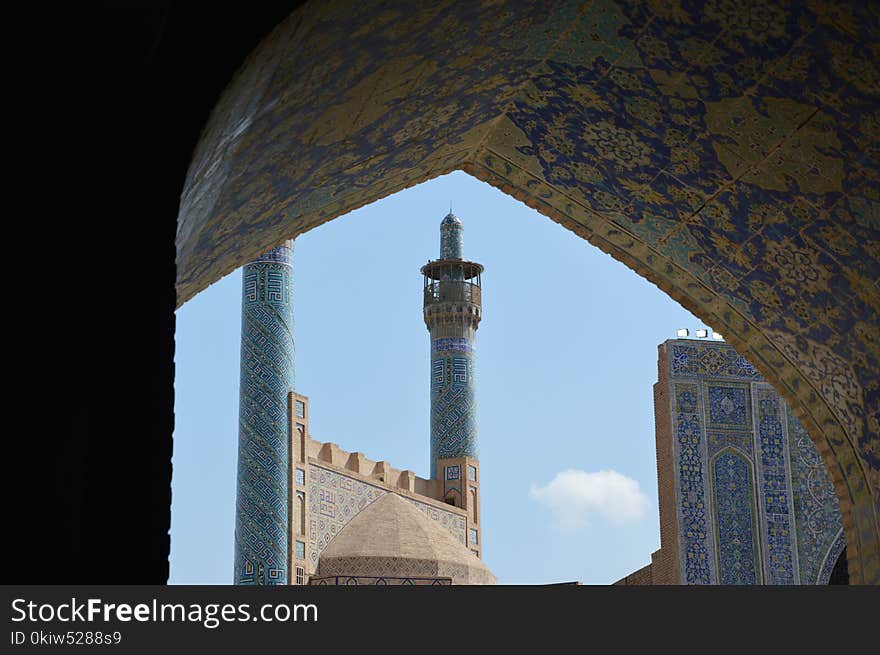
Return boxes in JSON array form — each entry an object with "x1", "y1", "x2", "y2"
[
  {"x1": 616, "y1": 338, "x2": 846, "y2": 585},
  {"x1": 235, "y1": 213, "x2": 494, "y2": 586},
  {"x1": 233, "y1": 213, "x2": 844, "y2": 586}
]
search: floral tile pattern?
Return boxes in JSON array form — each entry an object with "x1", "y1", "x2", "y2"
[
  {"x1": 179, "y1": 0, "x2": 880, "y2": 582},
  {"x1": 667, "y1": 340, "x2": 842, "y2": 584}
]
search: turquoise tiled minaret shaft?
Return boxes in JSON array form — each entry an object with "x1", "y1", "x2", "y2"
[
  {"x1": 422, "y1": 213, "x2": 484, "y2": 479},
  {"x1": 235, "y1": 240, "x2": 295, "y2": 585}
]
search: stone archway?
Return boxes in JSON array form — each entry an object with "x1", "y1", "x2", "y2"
[{"x1": 176, "y1": 0, "x2": 879, "y2": 583}]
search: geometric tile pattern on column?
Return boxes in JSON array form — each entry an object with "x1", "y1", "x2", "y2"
[{"x1": 235, "y1": 241, "x2": 295, "y2": 585}]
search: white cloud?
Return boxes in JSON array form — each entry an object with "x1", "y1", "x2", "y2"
[{"x1": 529, "y1": 469, "x2": 649, "y2": 530}]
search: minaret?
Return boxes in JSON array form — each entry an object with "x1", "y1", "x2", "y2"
[
  {"x1": 235, "y1": 240, "x2": 295, "y2": 585},
  {"x1": 422, "y1": 213, "x2": 484, "y2": 555}
]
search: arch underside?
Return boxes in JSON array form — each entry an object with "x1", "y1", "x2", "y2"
[{"x1": 177, "y1": 0, "x2": 880, "y2": 582}]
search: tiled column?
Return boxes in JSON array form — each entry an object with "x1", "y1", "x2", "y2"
[
  {"x1": 234, "y1": 241, "x2": 295, "y2": 584},
  {"x1": 422, "y1": 213, "x2": 483, "y2": 480}
]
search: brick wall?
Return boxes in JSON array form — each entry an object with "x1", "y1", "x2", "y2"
[
  {"x1": 613, "y1": 563, "x2": 653, "y2": 585},
  {"x1": 615, "y1": 343, "x2": 681, "y2": 585},
  {"x1": 650, "y1": 343, "x2": 681, "y2": 583}
]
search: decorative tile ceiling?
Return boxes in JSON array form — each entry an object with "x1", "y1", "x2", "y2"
[{"x1": 176, "y1": 0, "x2": 879, "y2": 583}]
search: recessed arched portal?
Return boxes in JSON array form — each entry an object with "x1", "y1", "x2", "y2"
[{"x1": 176, "y1": 0, "x2": 880, "y2": 583}]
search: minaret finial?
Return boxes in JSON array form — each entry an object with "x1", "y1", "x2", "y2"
[{"x1": 440, "y1": 209, "x2": 463, "y2": 259}]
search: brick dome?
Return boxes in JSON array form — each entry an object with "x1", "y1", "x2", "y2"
[{"x1": 315, "y1": 493, "x2": 496, "y2": 585}]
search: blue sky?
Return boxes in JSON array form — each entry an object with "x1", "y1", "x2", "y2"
[{"x1": 171, "y1": 170, "x2": 709, "y2": 584}]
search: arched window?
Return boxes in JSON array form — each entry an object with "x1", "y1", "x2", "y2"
[{"x1": 296, "y1": 491, "x2": 306, "y2": 536}]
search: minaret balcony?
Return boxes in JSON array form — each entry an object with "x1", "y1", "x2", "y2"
[{"x1": 424, "y1": 280, "x2": 482, "y2": 307}]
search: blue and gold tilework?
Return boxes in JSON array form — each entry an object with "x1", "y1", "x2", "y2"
[
  {"x1": 667, "y1": 339, "x2": 843, "y2": 584},
  {"x1": 179, "y1": 0, "x2": 880, "y2": 582},
  {"x1": 712, "y1": 450, "x2": 759, "y2": 584}
]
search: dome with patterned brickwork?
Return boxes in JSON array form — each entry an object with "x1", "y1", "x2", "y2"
[{"x1": 314, "y1": 493, "x2": 496, "y2": 585}]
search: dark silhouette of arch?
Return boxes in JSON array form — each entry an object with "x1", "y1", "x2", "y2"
[{"x1": 18, "y1": 1, "x2": 876, "y2": 585}]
